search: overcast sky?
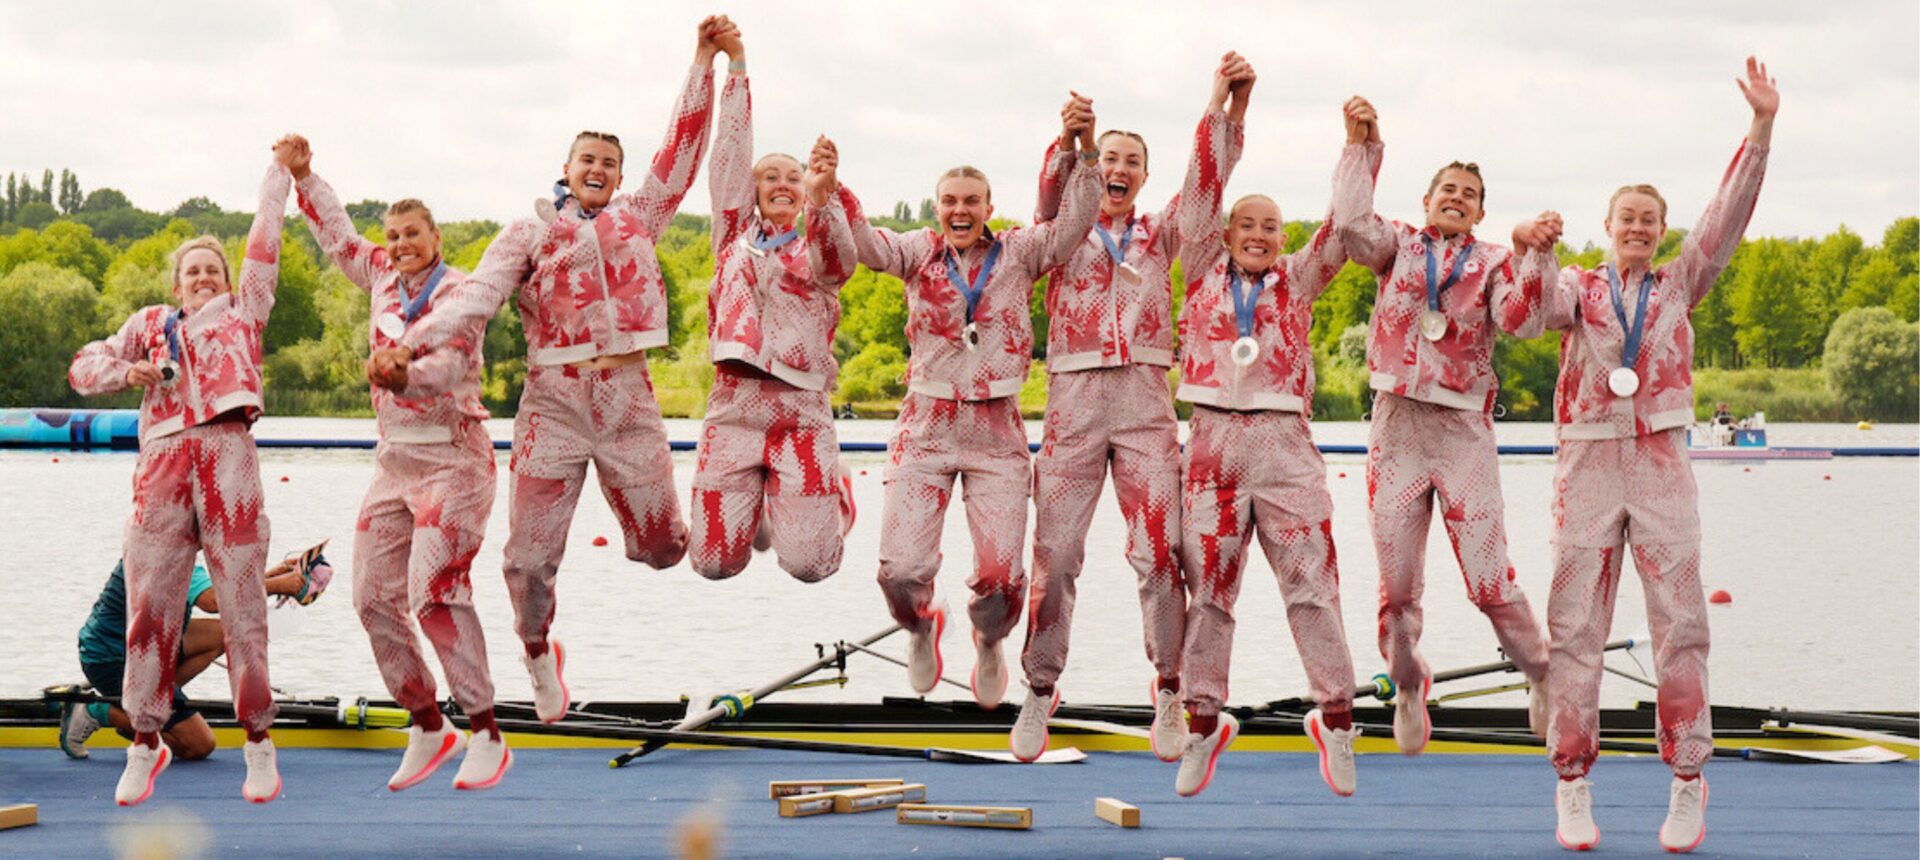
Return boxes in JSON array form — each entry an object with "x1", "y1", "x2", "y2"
[{"x1": 3, "y1": 1, "x2": 1914, "y2": 248}]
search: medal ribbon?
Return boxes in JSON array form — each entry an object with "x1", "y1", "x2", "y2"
[
  {"x1": 398, "y1": 259, "x2": 450, "y2": 322},
  {"x1": 162, "y1": 309, "x2": 184, "y2": 364},
  {"x1": 1228, "y1": 268, "x2": 1267, "y2": 339},
  {"x1": 1094, "y1": 217, "x2": 1134, "y2": 266},
  {"x1": 751, "y1": 224, "x2": 801, "y2": 254},
  {"x1": 1423, "y1": 235, "x2": 1475, "y2": 312},
  {"x1": 552, "y1": 181, "x2": 602, "y2": 221},
  {"x1": 1607, "y1": 264, "x2": 1655, "y2": 371},
  {"x1": 945, "y1": 241, "x2": 1003, "y2": 324}
]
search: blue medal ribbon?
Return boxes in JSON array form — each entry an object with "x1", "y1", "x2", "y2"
[
  {"x1": 398, "y1": 260, "x2": 450, "y2": 322},
  {"x1": 752, "y1": 224, "x2": 800, "y2": 254},
  {"x1": 552, "y1": 181, "x2": 602, "y2": 221},
  {"x1": 1228, "y1": 268, "x2": 1267, "y2": 339},
  {"x1": 945, "y1": 241, "x2": 1004, "y2": 325},
  {"x1": 1422, "y1": 235, "x2": 1476, "y2": 312},
  {"x1": 162, "y1": 309, "x2": 184, "y2": 364},
  {"x1": 1607, "y1": 264, "x2": 1655, "y2": 371},
  {"x1": 1094, "y1": 218, "x2": 1134, "y2": 266}
]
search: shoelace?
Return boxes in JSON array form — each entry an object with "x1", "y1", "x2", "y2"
[
  {"x1": 1671, "y1": 779, "x2": 1702, "y2": 811},
  {"x1": 1562, "y1": 781, "x2": 1593, "y2": 817}
]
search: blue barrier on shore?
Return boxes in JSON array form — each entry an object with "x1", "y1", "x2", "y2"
[{"x1": 5, "y1": 408, "x2": 1915, "y2": 457}]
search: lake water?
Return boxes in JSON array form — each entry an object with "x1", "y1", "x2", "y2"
[{"x1": 3, "y1": 419, "x2": 1914, "y2": 716}]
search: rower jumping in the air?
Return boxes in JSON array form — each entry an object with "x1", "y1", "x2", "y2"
[
  {"x1": 1330, "y1": 97, "x2": 1562, "y2": 756},
  {"x1": 385, "y1": 17, "x2": 729, "y2": 724},
  {"x1": 1171, "y1": 53, "x2": 1366, "y2": 799},
  {"x1": 1524, "y1": 56, "x2": 1777, "y2": 855},
  {"x1": 68, "y1": 138, "x2": 299, "y2": 807},
  {"x1": 846, "y1": 92, "x2": 1103, "y2": 712},
  {"x1": 690, "y1": 20, "x2": 859, "y2": 583},
  {"x1": 290, "y1": 138, "x2": 511, "y2": 791},
  {"x1": 1013, "y1": 66, "x2": 1226, "y2": 765}
]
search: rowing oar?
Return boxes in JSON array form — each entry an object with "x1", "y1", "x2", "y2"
[
  {"x1": 1244, "y1": 637, "x2": 1641, "y2": 716},
  {"x1": 473, "y1": 716, "x2": 1086, "y2": 764},
  {"x1": 1764, "y1": 708, "x2": 1919, "y2": 737},
  {"x1": 609, "y1": 623, "x2": 905, "y2": 768}
]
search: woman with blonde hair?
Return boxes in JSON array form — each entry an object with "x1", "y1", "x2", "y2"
[{"x1": 69, "y1": 138, "x2": 298, "y2": 807}]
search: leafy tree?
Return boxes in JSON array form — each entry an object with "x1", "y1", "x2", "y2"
[
  {"x1": 835, "y1": 267, "x2": 908, "y2": 362},
  {"x1": 918, "y1": 199, "x2": 935, "y2": 222},
  {"x1": 39, "y1": 169, "x2": 53, "y2": 205},
  {"x1": 1727, "y1": 238, "x2": 1813, "y2": 367},
  {"x1": 837, "y1": 342, "x2": 906, "y2": 403},
  {"x1": 58, "y1": 169, "x2": 82, "y2": 214},
  {"x1": 1823, "y1": 307, "x2": 1919, "y2": 420},
  {"x1": 345, "y1": 199, "x2": 390, "y2": 223},
  {"x1": 81, "y1": 187, "x2": 131, "y2": 212},
  {"x1": 14, "y1": 201, "x2": 57, "y2": 230},
  {"x1": 0, "y1": 262, "x2": 99, "y2": 407}
]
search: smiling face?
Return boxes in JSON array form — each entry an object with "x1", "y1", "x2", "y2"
[
  {"x1": 563, "y1": 137, "x2": 624, "y2": 211},
  {"x1": 1096, "y1": 132, "x2": 1148, "y2": 218},
  {"x1": 1224, "y1": 195, "x2": 1283, "y2": 275},
  {"x1": 1606, "y1": 190, "x2": 1667, "y2": 270},
  {"x1": 383, "y1": 209, "x2": 441, "y2": 278},
  {"x1": 936, "y1": 173, "x2": 994, "y2": 252},
  {"x1": 172, "y1": 243, "x2": 230, "y2": 313},
  {"x1": 1422, "y1": 166, "x2": 1486, "y2": 236},
  {"x1": 754, "y1": 154, "x2": 805, "y2": 229}
]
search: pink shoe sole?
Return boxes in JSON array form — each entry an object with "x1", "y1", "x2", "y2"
[
  {"x1": 1011, "y1": 691, "x2": 1061, "y2": 764},
  {"x1": 246, "y1": 777, "x2": 282, "y2": 804},
  {"x1": 544, "y1": 643, "x2": 571, "y2": 725},
  {"x1": 1306, "y1": 712, "x2": 1354, "y2": 798},
  {"x1": 1663, "y1": 780, "x2": 1708, "y2": 854},
  {"x1": 116, "y1": 746, "x2": 172, "y2": 807},
  {"x1": 389, "y1": 732, "x2": 464, "y2": 792},
  {"x1": 455, "y1": 747, "x2": 515, "y2": 792},
  {"x1": 1178, "y1": 720, "x2": 1237, "y2": 798}
]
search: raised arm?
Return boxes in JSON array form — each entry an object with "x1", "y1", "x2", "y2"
[
  {"x1": 1331, "y1": 96, "x2": 1393, "y2": 275},
  {"x1": 1498, "y1": 212, "x2": 1565, "y2": 338},
  {"x1": 804, "y1": 137, "x2": 858, "y2": 289},
  {"x1": 1669, "y1": 56, "x2": 1776, "y2": 308},
  {"x1": 400, "y1": 219, "x2": 537, "y2": 355},
  {"x1": 707, "y1": 28, "x2": 754, "y2": 256},
  {"x1": 291, "y1": 143, "x2": 387, "y2": 293},
  {"x1": 1175, "y1": 58, "x2": 1250, "y2": 278},
  {"x1": 1010, "y1": 92, "x2": 1101, "y2": 272},
  {"x1": 70, "y1": 308, "x2": 160, "y2": 396},
  {"x1": 237, "y1": 140, "x2": 296, "y2": 325},
  {"x1": 1284, "y1": 216, "x2": 1347, "y2": 304},
  {"x1": 1031, "y1": 139, "x2": 1076, "y2": 225},
  {"x1": 847, "y1": 186, "x2": 931, "y2": 280},
  {"x1": 624, "y1": 19, "x2": 724, "y2": 239}
]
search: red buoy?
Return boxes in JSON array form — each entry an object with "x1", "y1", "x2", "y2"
[
  {"x1": 1337, "y1": 472, "x2": 1347, "y2": 479},
  {"x1": 591, "y1": 536, "x2": 609, "y2": 547},
  {"x1": 280, "y1": 476, "x2": 290, "y2": 482},
  {"x1": 1823, "y1": 475, "x2": 1832, "y2": 481},
  {"x1": 50, "y1": 457, "x2": 59, "y2": 463},
  {"x1": 1708, "y1": 589, "x2": 1732, "y2": 604}
]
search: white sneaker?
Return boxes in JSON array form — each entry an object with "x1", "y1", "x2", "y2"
[
  {"x1": 1658, "y1": 776, "x2": 1708, "y2": 853},
  {"x1": 453, "y1": 730, "x2": 514, "y2": 791},
  {"x1": 907, "y1": 607, "x2": 946, "y2": 695},
  {"x1": 387, "y1": 724, "x2": 466, "y2": 791},
  {"x1": 1555, "y1": 777, "x2": 1600, "y2": 851},
  {"x1": 1529, "y1": 676, "x2": 1550, "y2": 740},
  {"x1": 1305, "y1": 708, "x2": 1359, "y2": 797},
  {"x1": 60, "y1": 701, "x2": 101, "y2": 759},
  {"x1": 242, "y1": 738, "x2": 281, "y2": 803},
  {"x1": 1174, "y1": 713, "x2": 1239, "y2": 797},
  {"x1": 1394, "y1": 676, "x2": 1431, "y2": 756},
  {"x1": 115, "y1": 742, "x2": 171, "y2": 807},
  {"x1": 971, "y1": 633, "x2": 1008, "y2": 710},
  {"x1": 522, "y1": 641, "x2": 570, "y2": 724},
  {"x1": 1008, "y1": 687, "x2": 1060, "y2": 762},
  {"x1": 1150, "y1": 682, "x2": 1187, "y2": 762}
]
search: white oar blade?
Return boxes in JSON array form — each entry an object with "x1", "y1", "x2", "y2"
[
  {"x1": 929, "y1": 746, "x2": 1089, "y2": 764},
  {"x1": 1744, "y1": 745, "x2": 1909, "y2": 764}
]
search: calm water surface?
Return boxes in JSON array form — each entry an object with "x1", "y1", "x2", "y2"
[{"x1": 3, "y1": 419, "x2": 1914, "y2": 715}]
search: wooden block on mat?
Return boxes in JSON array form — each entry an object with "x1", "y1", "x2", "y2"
[
  {"x1": 777, "y1": 791, "x2": 851, "y2": 818},
  {"x1": 769, "y1": 778, "x2": 904, "y2": 800},
  {"x1": 0, "y1": 804, "x2": 37, "y2": 830},
  {"x1": 832, "y1": 783, "x2": 927, "y2": 814},
  {"x1": 897, "y1": 803, "x2": 1032, "y2": 830},
  {"x1": 1095, "y1": 796, "x2": 1140, "y2": 828}
]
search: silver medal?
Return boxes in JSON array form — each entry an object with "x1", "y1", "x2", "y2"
[
  {"x1": 157, "y1": 359, "x2": 179, "y2": 384},
  {"x1": 1419, "y1": 310, "x2": 1448, "y2": 342},
  {"x1": 1115, "y1": 262, "x2": 1142, "y2": 286},
  {"x1": 739, "y1": 236, "x2": 767, "y2": 258},
  {"x1": 377, "y1": 312, "x2": 406, "y2": 341},
  {"x1": 963, "y1": 322, "x2": 981, "y2": 352},
  {"x1": 1608, "y1": 367, "x2": 1640, "y2": 398},
  {"x1": 1230, "y1": 336, "x2": 1259, "y2": 367}
]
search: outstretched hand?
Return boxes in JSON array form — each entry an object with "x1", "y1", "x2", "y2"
[
  {"x1": 367, "y1": 347, "x2": 411, "y2": 393},
  {"x1": 694, "y1": 15, "x2": 724, "y2": 65},
  {"x1": 1060, "y1": 91, "x2": 1095, "y2": 151},
  {"x1": 710, "y1": 15, "x2": 743, "y2": 62},
  {"x1": 1511, "y1": 211, "x2": 1565, "y2": 253},
  {"x1": 1736, "y1": 55, "x2": 1778, "y2": 147},
  {"x1": 1343, "y1": 96, "x2": 1379, "y2": 145},
  {"x1": 1215, "y1": 52, "x2": 1255, "y2": 123},
  {"x1": 272, "y1": 134, "x2": 311, "y2": 180},
  {"x1": 804, "y1": 135, "x2": 838, "y2": 207}
]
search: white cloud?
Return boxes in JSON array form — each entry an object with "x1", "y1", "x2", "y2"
[{"x1": 2, "y1": 0, "x2": 1913, "y2": 247}]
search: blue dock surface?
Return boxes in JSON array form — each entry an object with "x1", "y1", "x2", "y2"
[{"x1": 2, "y1": 748, "x2": 1914, "y2": 858}]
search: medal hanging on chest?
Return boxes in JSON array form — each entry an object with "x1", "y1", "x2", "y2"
[
  {"x1": 1419, "y1": 235, "x2": 1474, "y2": 342},
  {"x1": 947, "y1": 242, "x2": 1003, "y2": 352},
  {"x1": 744, "y1": 223, "x2": 800, "y2": 259},
  {"x1": 1606, "y1": 265, "x2": 1654, "y2": 398},
  {"x1": 379, "y1": 261, "x2": 450, "y2": 343},
  {"x1": 1228, "y1": 268, "x2": 1267, "y2": 367},
  {"x1": 1097, "y1": 219, "x2": 1141, "y2": 286}
]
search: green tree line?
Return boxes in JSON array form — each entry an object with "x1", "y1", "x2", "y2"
[{"x1": 2, "y1": 169, "x2": 1915, "y2": 422}]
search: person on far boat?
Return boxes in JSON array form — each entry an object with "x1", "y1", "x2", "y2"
[
  {"x1": 1330, "y1": 96, "x2": 1563, "y2": 756},
  {"x1": 290, "y1": 138, "x2": 511, "y2": 792},
  {"x1": 61, "y1": 550, "x2": 328, "y2": 762},
  {"x1": 1516, "y1": 56, "x2": 1777, "y2": 855},
  {"x1": 845, "y1": 92, "x2": 1103, "y2": 712},
  {"x1": 1171, "y1": 54, "x2": 1365, "y2": 799},
  {"x1": 67, "y1": 138, "x2": 298, "y2": 806},
  {"x1": 689, "y1": 21, "x2": 858, "y2": 583},
  {"x1": 1012, "y1": 67, "x2": 1220, "y2": 765},
  {"x1": 383, "y1": 16, "x2": 729, "y2": 725}
]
